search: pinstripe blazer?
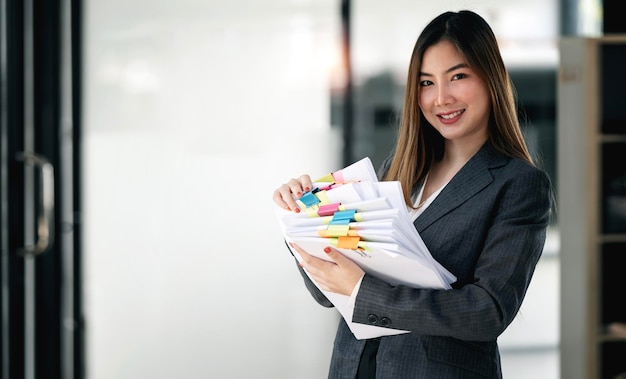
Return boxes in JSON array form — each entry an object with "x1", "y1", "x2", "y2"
[{"x1": 291, "y1": 142, "x2": 553, "y2": 379}]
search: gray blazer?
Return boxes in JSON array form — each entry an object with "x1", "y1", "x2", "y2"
[{"x1": 291, "y1": 142, "x2": 553, "y2": 378}]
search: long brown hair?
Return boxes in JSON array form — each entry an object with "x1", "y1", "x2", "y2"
[{"x1": 383, "y1": 10, "x2": 533, "y2": 207}]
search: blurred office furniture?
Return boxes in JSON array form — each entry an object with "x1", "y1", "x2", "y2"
[
  {"x1": 558, "y1": 36, "x2": 626, "y2": 379},
  {"x1": 331, "y1": 67, "x2": 556, "y2": 182}
]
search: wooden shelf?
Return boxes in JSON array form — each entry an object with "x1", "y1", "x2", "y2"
[{"x1": 559, "y1": 35, "x2": 626, "y2": 379}]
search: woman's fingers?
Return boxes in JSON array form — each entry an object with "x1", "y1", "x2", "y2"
[
  {"x1": 286, "y1": 175, "x2": 313, "y2": 200},
  {"x1": 292, "y1": 244, "x2": 334, "y2": 289},
  {"x1": 290, "y1": 243, "x2": 364, "y2": 296},
  {"x1": 273, "y1": 184, "x2": 299, "y2": 212},
  {"x1": 272, "y1": 174, "x2": 314, "y2": 212},
  {"x1": 295, "y1": 175, "x2": 313, "y2": 194}
]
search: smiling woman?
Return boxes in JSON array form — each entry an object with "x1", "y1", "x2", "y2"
[
  {"x1": 274, "y1": 10, "x2": 554, "y2": 379},
  {"x1": 416, "y1": 40, "x2": 492, "y2": 198}
]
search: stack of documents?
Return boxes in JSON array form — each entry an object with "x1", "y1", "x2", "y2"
[{"x1": 275, "y1": 157, "x2": 455, "y2": 339}]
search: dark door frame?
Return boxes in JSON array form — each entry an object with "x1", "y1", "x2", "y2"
[{"x1": 0, "y1": 0, "x2": 83, "y2": 378}]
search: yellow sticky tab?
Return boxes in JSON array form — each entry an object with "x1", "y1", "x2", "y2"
[
  {"x1": 306, "y1": 208, "x2": 319, "y2": 217},
  {"x1": 320, "y1": 216, "x2": 333, "y2": 225},
  {"x1": 327, "y1": 224, "x2": 350, "y2": 237},
  {"x1": 315, "y1": 190, "x2": 330, "y2": 205},
  {"x1": 319, "y1": 229, "x2": 357, "y2": 238},
  {"x1": 315, "y1": 173, "x2": 335, "y2": 182},
  {"x1": 337, "y1": 236, "x2": 360, "y2": 249}
]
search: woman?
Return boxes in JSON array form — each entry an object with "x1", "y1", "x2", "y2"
[{"x1": 273, "y1": 10, "x2": 552, "y2": 379}]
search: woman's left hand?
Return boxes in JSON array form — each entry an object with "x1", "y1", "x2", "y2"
[{"x1": 290, "y1": 242, "x2": 365, "y2": 296}]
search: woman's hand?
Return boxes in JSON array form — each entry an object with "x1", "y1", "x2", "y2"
[
  {"x1": 272, "y1": 175, "x2": 314, "y2": 213},
  {"x1": 290, "y1": 242, "x2": 365, "y2": 296}
]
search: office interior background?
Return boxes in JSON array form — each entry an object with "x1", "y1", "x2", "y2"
[
  {"x1": 81, "y1": 0, "x2": 563, "y2": 378},
  {"x1": 2, "y1": 0, "x2": 623, "y2": 378}
]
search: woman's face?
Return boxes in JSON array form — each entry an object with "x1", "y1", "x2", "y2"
[{"x1": 418, "y1": 40, "x2": 490, "y2": 146}]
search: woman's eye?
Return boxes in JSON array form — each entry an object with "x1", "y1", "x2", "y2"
[
  {"x1": 452, "y1": 73, "x2": 467, "y2": 80},
  {"x1": 419, "y1": 80, "x2": 433, "y2": 87}
]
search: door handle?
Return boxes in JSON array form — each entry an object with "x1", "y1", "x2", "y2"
[{"x1": 16, "y1": 151, "x2": 55, "y2": 256}]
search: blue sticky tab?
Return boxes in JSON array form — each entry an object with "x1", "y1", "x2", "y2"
[
  {"x1": 299, "y1": 191, "x2": 320, "y2": 207},
  {"x1": 329, "y1": 218, "x2": 351, "y2": 225},
  {"x1": 332, "y1": 209, "x2": 357, "y2": 221}
]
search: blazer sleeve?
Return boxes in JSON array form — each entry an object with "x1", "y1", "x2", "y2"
[{"x1": 352, "y1": 161, "x2": 553, "y2": 341}]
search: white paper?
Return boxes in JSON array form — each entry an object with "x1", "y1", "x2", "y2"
[{"x1": 276, "y1": 157, "x2": 456, "y2": 339}]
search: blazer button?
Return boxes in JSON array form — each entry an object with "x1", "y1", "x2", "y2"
[
  {"x1": 367, "y1": 314, "x2": 379, "y2": 324},
  {"x1": 380, "y1": 317, "x2": 391, "y2": 327}
]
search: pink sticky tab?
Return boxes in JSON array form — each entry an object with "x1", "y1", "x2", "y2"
[
  {"x1": 337, "y1": 236, "x2": 360, "y2": 249},
  {"x1": 332, "y1": 170, "x2": 345, "y2": 183},
  {"x1": 318, "y1": 203, "x2": 341, "y2": 217}
]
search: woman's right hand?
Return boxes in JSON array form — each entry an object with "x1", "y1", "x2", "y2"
[{"x1": 272, "y1": 175, "x2": 314, "y2": 213}]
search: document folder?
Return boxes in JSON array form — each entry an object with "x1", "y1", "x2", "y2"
[{"x1": 276, "y1": 157, "x2": 455, "y2": 339}]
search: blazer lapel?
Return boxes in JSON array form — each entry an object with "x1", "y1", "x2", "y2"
[{"x1": 413, "y1": 143, "x2": 507, "y2": 232}]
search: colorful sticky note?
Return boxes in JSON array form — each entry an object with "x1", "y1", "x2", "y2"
[
  {"x1": 337, "y1": 236, "x2": 360, "y2": 249},
  {"x1": 332, "y1": 209, "x2": 357, "y2": 221},
  {"x1": 315, "y1": 173, "x2": 335, "y2": 182},
  {"x1": 327, "y1": 224, "x2": 350, "y2": 237},
  {"x1": 299, "y1": 191, "x2": 320, "y2": 207},
  {"x1": 332, "y1": 170, "x2": 345, "y2": 183},
  {"x1": 318, "y1": 203, "x2": 341, "y2": 217},
  {"x1": 314, "y1": 190, "x2": 330, "y2": 205},
  {"x1": 329, "y1": 218, "x2": 351, "y2": 225}
]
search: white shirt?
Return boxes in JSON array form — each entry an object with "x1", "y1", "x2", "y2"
[{"x1": 408, "y1": 174, "x2": 447, "y2": 221}]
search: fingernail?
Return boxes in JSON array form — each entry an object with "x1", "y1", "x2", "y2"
[
  {"x1": 294, "y1": 208, "x2": 300, "y2": 213},
  {"x1": 296, "y1": 191, "x2": 302, "y2": 197},
  {"x1": 304, "y1": 186, "x2": 310, "y2": 192},
  {"x1": 324, "y1": 247, "x2": 331, "y2": 253}
]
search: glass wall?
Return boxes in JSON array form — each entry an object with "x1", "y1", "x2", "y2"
[
  {"x1": 84, "y1": 1, "x2": 341, "y2": 378},
  {"x1": 83, "y1": 1, "x2": 559, "y2": 378}
]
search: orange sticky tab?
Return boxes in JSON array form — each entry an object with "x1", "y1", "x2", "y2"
[{"x1": 337, "y1": 236, "x2": 360, "y2": 249}]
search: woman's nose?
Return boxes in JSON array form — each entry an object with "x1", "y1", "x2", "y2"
[{"x1": 436, "y1": 84, "x2": 453, "y2": 106}]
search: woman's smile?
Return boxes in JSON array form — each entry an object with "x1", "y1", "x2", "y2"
[{"x1": 438, "y1": 109, "x2": 465, "y2": 123}]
